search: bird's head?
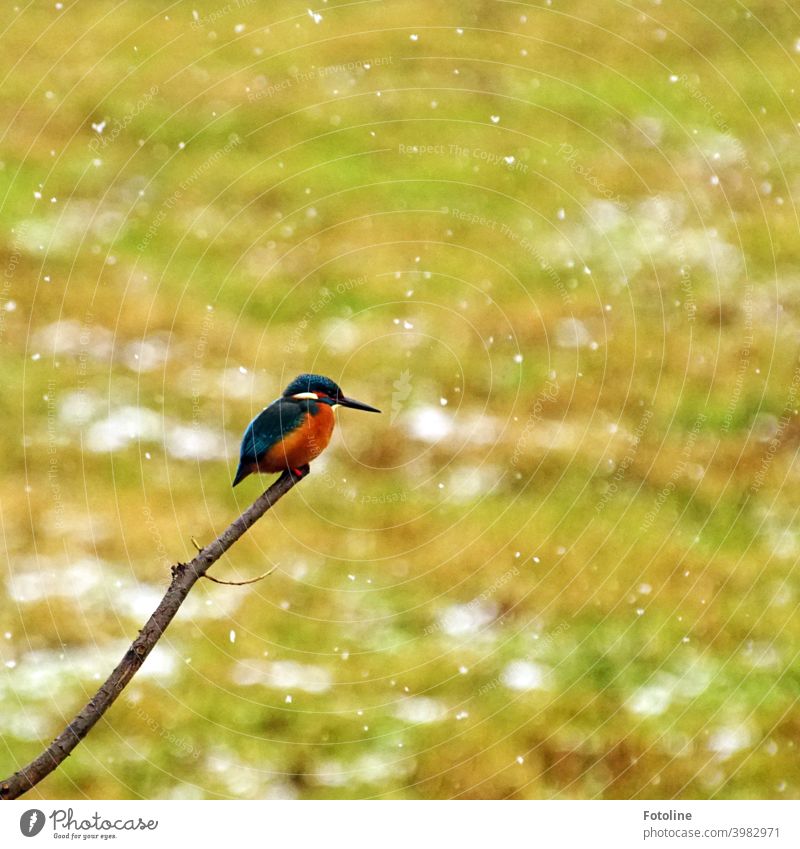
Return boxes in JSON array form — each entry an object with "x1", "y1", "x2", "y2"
[{"x1": 283, "y1": 373, "x2": 381, "y2": 413}]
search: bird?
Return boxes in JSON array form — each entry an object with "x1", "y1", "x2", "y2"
[{"x1": 232, "y1": 373, "x2": 381, "y2": 487}]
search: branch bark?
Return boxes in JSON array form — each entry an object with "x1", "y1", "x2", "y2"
[{"x1": 0, "y1": 470, "x2": 302, "y2": 800}]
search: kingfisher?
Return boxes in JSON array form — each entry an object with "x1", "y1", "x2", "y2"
[{"x1": 232, "y1": 373, "x2": 381, "y2": 486}]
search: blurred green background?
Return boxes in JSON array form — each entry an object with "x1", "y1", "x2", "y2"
[{"x1": 1, "y1": 0, "x2": 798, "y2": 800}]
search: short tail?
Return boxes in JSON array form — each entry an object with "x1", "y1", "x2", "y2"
[{"x1": 232, "y1": 463, "x2": 250, "y2": 487}]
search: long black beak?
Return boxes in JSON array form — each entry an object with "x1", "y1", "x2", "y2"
[{"x1": 339, "y1": 396, "x2": 381, "y2": 413}]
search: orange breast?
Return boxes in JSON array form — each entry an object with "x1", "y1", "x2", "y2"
[{"x1": 257, "y1": 404, "x2": 335, "y2": 472}]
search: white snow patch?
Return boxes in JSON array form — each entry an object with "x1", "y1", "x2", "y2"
[
  {"x1": 321, "y1": 318, "x2": 360, "y2": 353},
  {"x1": 122, "y1": 336, "x2": 170, "y2": 373},
  {"x1": 447, "y1": 465, "x2": 501, "y2": 500},
  {"x1": 556, "y1": 318, "x2": 593, "y2": 348},
  {"x1": 87, "y1": 407, "x2": 162, "y2": 451},
  {"x1": 0, "y1": 642, "x2": 178, "y2": 701},
  {"x1": 7, "y1": 558, "x2": 105, "y2": 602},
  {"x1": 501, "y1": 660, "x2": 549, "y2": 691},
  {"x1": 393, "y1": 696, "x2": 447, "y2": 724},
  {"x1": 33, "y1": 319, "x2": 113, "y2": 360},
  {"x1": 59, "y1": 390, "x2": 103, "y2": 426},
  {"x1": 165, "y1": 424, "x2": 228, "y2": 461},
  {"x1": 627, "y1": 682, "x2": 674, "y2": 716},
  {"x1": 217, "y1": 367, "x2": 268, "y2": 399},
  {"x1": 406, "y1": 406, "x2": 453, "y2": 442},
  {"x1": 708, "y1": 725, "x2": 752, "y2": 759},
  {"x1": 626, "y1": 664, "x2": 712, "y2": 717},
  {"x1": 437, "y1": 601, "x2": 497, "y2": 636},
  {"x1": 313, "y1": 752, "x2": 414, "y2": 786}
]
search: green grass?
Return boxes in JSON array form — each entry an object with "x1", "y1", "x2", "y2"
[{"x1": 0, "y1": 0, "x2": 799, "y2": 800}]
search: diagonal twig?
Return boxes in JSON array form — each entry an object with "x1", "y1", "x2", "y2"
[{"x1": 0, "y1": 469, "x2": 303, "y2": 800}]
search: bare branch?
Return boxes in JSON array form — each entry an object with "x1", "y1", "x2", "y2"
[{"x1": 0, "y1": 470, "x2": 302, "y2": 800}]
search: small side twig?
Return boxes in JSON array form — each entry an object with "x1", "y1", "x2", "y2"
[
  {"x1": 190, "y1": 535, "x2": 278, "y2": 585},
  {"x1": 0, "y1": 469, "x2": 303, "y2": 800},
  {"x1": 203, "y1": 565, "x2": 278, "y2": 585}
]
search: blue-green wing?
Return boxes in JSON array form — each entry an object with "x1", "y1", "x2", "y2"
[{"x1": 238, "y1": 399, "x2": 305, "y2": 463}]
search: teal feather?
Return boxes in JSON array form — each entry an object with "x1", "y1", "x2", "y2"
[{"x1": 232, "y1": 399, "x2": 307, "y2": 486}]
